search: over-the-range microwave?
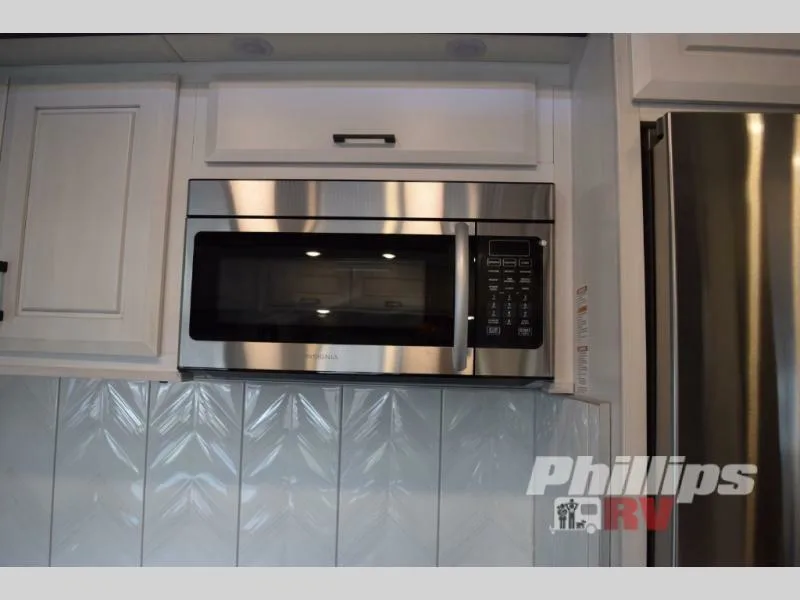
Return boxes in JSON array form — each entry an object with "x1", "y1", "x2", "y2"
[{"x1": 178, "y1": 179, "x2": 555, "y2": 380}]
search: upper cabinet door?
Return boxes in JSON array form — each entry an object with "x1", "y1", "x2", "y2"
[
  {"x1": 630, "y1": 34, "x2": 800, "y2": 105},
  {"x1": 0, "y1": 81, "x2": 178, "y2": 357},
  {"x1": 203, "y1": 81, "x2": 539, "y2": 167}
]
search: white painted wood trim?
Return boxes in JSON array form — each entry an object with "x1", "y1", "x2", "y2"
[
  {"x1": 140, "y1": 78, "x2": 180, "y2": 357},
  {"x1": 156, "y1": 85, "x2": 199, "y2": 360},
  {"x1": 0, "y1": 357, "x2": 180, "y2": 381},
  {"x1": 189, "y1": 161, "x2": 554, "y2": 184},
  {"x1": 678, "y1": 33, "x2": 800, "y2": 54},
  {"x1": 545, "y1": 380, "x2": 575, "y2": 395},
  {"x1": 630, "y1": 34, "x2": 800, "y2": 105},
  {"x1": 0, "y1": 60, "x2": 571, "y2": 88},
  {"x1": 0, "y1": 77, "x2": 7, "y2": 164},
  {"x1": 638, "y1": 101, "x2": 799, "y2": 123},
  {"x1": 613, "y1": 33, "x2": 649, "y2": 568},
  {"x1": 551, "y1": 85, "x2": 574, "y2": 394}
]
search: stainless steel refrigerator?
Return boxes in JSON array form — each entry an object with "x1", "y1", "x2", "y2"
[{"x1": 643, "y1": 112, "x2": 800, "y2": 566}]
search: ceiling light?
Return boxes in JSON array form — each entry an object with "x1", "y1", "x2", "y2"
[
  {"x1": 446, "y1": 38, "x2": 487, "y2": 59},
  {"x1": 382, "y1": 253, "x2": 396, "y2": 260},
  {"x1": 231, "y1": 37, "x2": 274, "y2": 58},
  {"x1": 316, "y1": 309, "x2": 330, "y2": 315},
  {"x1": 306, "y1": 251, "x2": 321, "y2": 257}
]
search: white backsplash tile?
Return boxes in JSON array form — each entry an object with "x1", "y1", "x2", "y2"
[
  {"x1": 51, "y1": 379, "x2": 148, "y2": 566},
  {"x1": 142, "y1": 381, "x2": 243, "y2": 566},
  {"x1": 0, "y1": 376, "x2": 603, "y2": 567},
  {"x1": 239, "y1": 383, "x2": 340, "y2": 566},
  {"x1": 337, "y1": 386, "x2": 441, "y2": 567},
  {"x1": 586, "y1": 401, "x2": 603, "y2": 567},
  {"x1": 0, "y1": 376, "x2": 58, "y2": 566},
  {"x1": 533, "y1": 391, "x2": 599, "y2": 566},
  {"x1": 438, "y1": 388, "x2": 536, "y2": 567}
]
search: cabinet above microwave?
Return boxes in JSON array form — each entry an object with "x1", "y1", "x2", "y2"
[{"x1": 203, "y1": 81, "x2": 541, "y2": 167}]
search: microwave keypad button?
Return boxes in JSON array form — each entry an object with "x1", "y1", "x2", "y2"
[
  {"x1": 487, "y1": 258, "x2": 502, "y2": 267},
  {"x1": 487, "y1": 326, "x2": 501, "y2": 336},
  {"x1": 502, "y1": 258, "x2": 517, "y2": 268},
  {"x1": 517, "y1": 327, "x2": 532, "y2": 337},
  {"x1": 519, "y1": 277, "x2": 531, "y2": 284},
  {"x1": 518, "y1": 259, "x2": 532, "y2": 268}
]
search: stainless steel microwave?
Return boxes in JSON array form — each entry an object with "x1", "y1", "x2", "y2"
[{"x1": 178, "y1": 180, "x2": 555, "y2": 379}]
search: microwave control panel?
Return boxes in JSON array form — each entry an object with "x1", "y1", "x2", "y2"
[{"x1": 474, "y1": 236, "x2": 544, "y2": 349}]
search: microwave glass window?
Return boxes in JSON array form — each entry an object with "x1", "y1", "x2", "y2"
[{"x1": 189, "y1": 232, "x2": 460, "y2": 347}]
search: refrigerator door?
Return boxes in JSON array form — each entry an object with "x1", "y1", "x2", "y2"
[{"x1": 650, "y1": 112, "x2": 800, "y2": 566}]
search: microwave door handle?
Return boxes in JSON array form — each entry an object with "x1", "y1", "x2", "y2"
[{"x1": 452, "y1": 222, "x2": 470, "y2": 372}]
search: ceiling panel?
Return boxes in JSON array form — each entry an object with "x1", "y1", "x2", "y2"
[
  {"x1": 165, "y1": 33, "x2": 586, "y2": 63},
  {"x1": 0, "y1": 33, "x2": 587, "y2": 67},
  {"x1": 0, "y1": 35, "x2": 180, "y2": 66}
]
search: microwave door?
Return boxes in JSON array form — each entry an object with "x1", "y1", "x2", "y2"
[{"x1": 178, "y1": 218, "x2": 476, "y2": 376}]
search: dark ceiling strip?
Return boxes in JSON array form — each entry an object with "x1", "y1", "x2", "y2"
[{"x1": 0, "y1": 33, "x2": 589, "y2": 40}]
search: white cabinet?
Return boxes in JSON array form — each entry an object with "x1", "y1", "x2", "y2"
[
  {"x1": 204, "y1": 81, "x2": 539, "y2": 167},
  {"x1": 630, "y1": 34, "x2": 800, "y2": 105},
  {"x1": 0, "y1": 81, "x2": 178, "y2": 357}
]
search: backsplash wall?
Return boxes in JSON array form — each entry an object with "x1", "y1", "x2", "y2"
[{"x1": 0, "y1": 376, "x2": 605, "y2": 567}]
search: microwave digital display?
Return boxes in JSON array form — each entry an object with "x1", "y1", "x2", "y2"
[{"x1": 488, "y1": 239, "x2": 531, "y2": 257}]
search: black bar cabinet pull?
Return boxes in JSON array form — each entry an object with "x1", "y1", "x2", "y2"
[
  {"x1": 332, "y1": 133, "x2": 397, "y2": 145},
  {"x1": 0, "y1": 261, "x2": 7, "y2": 322}
]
